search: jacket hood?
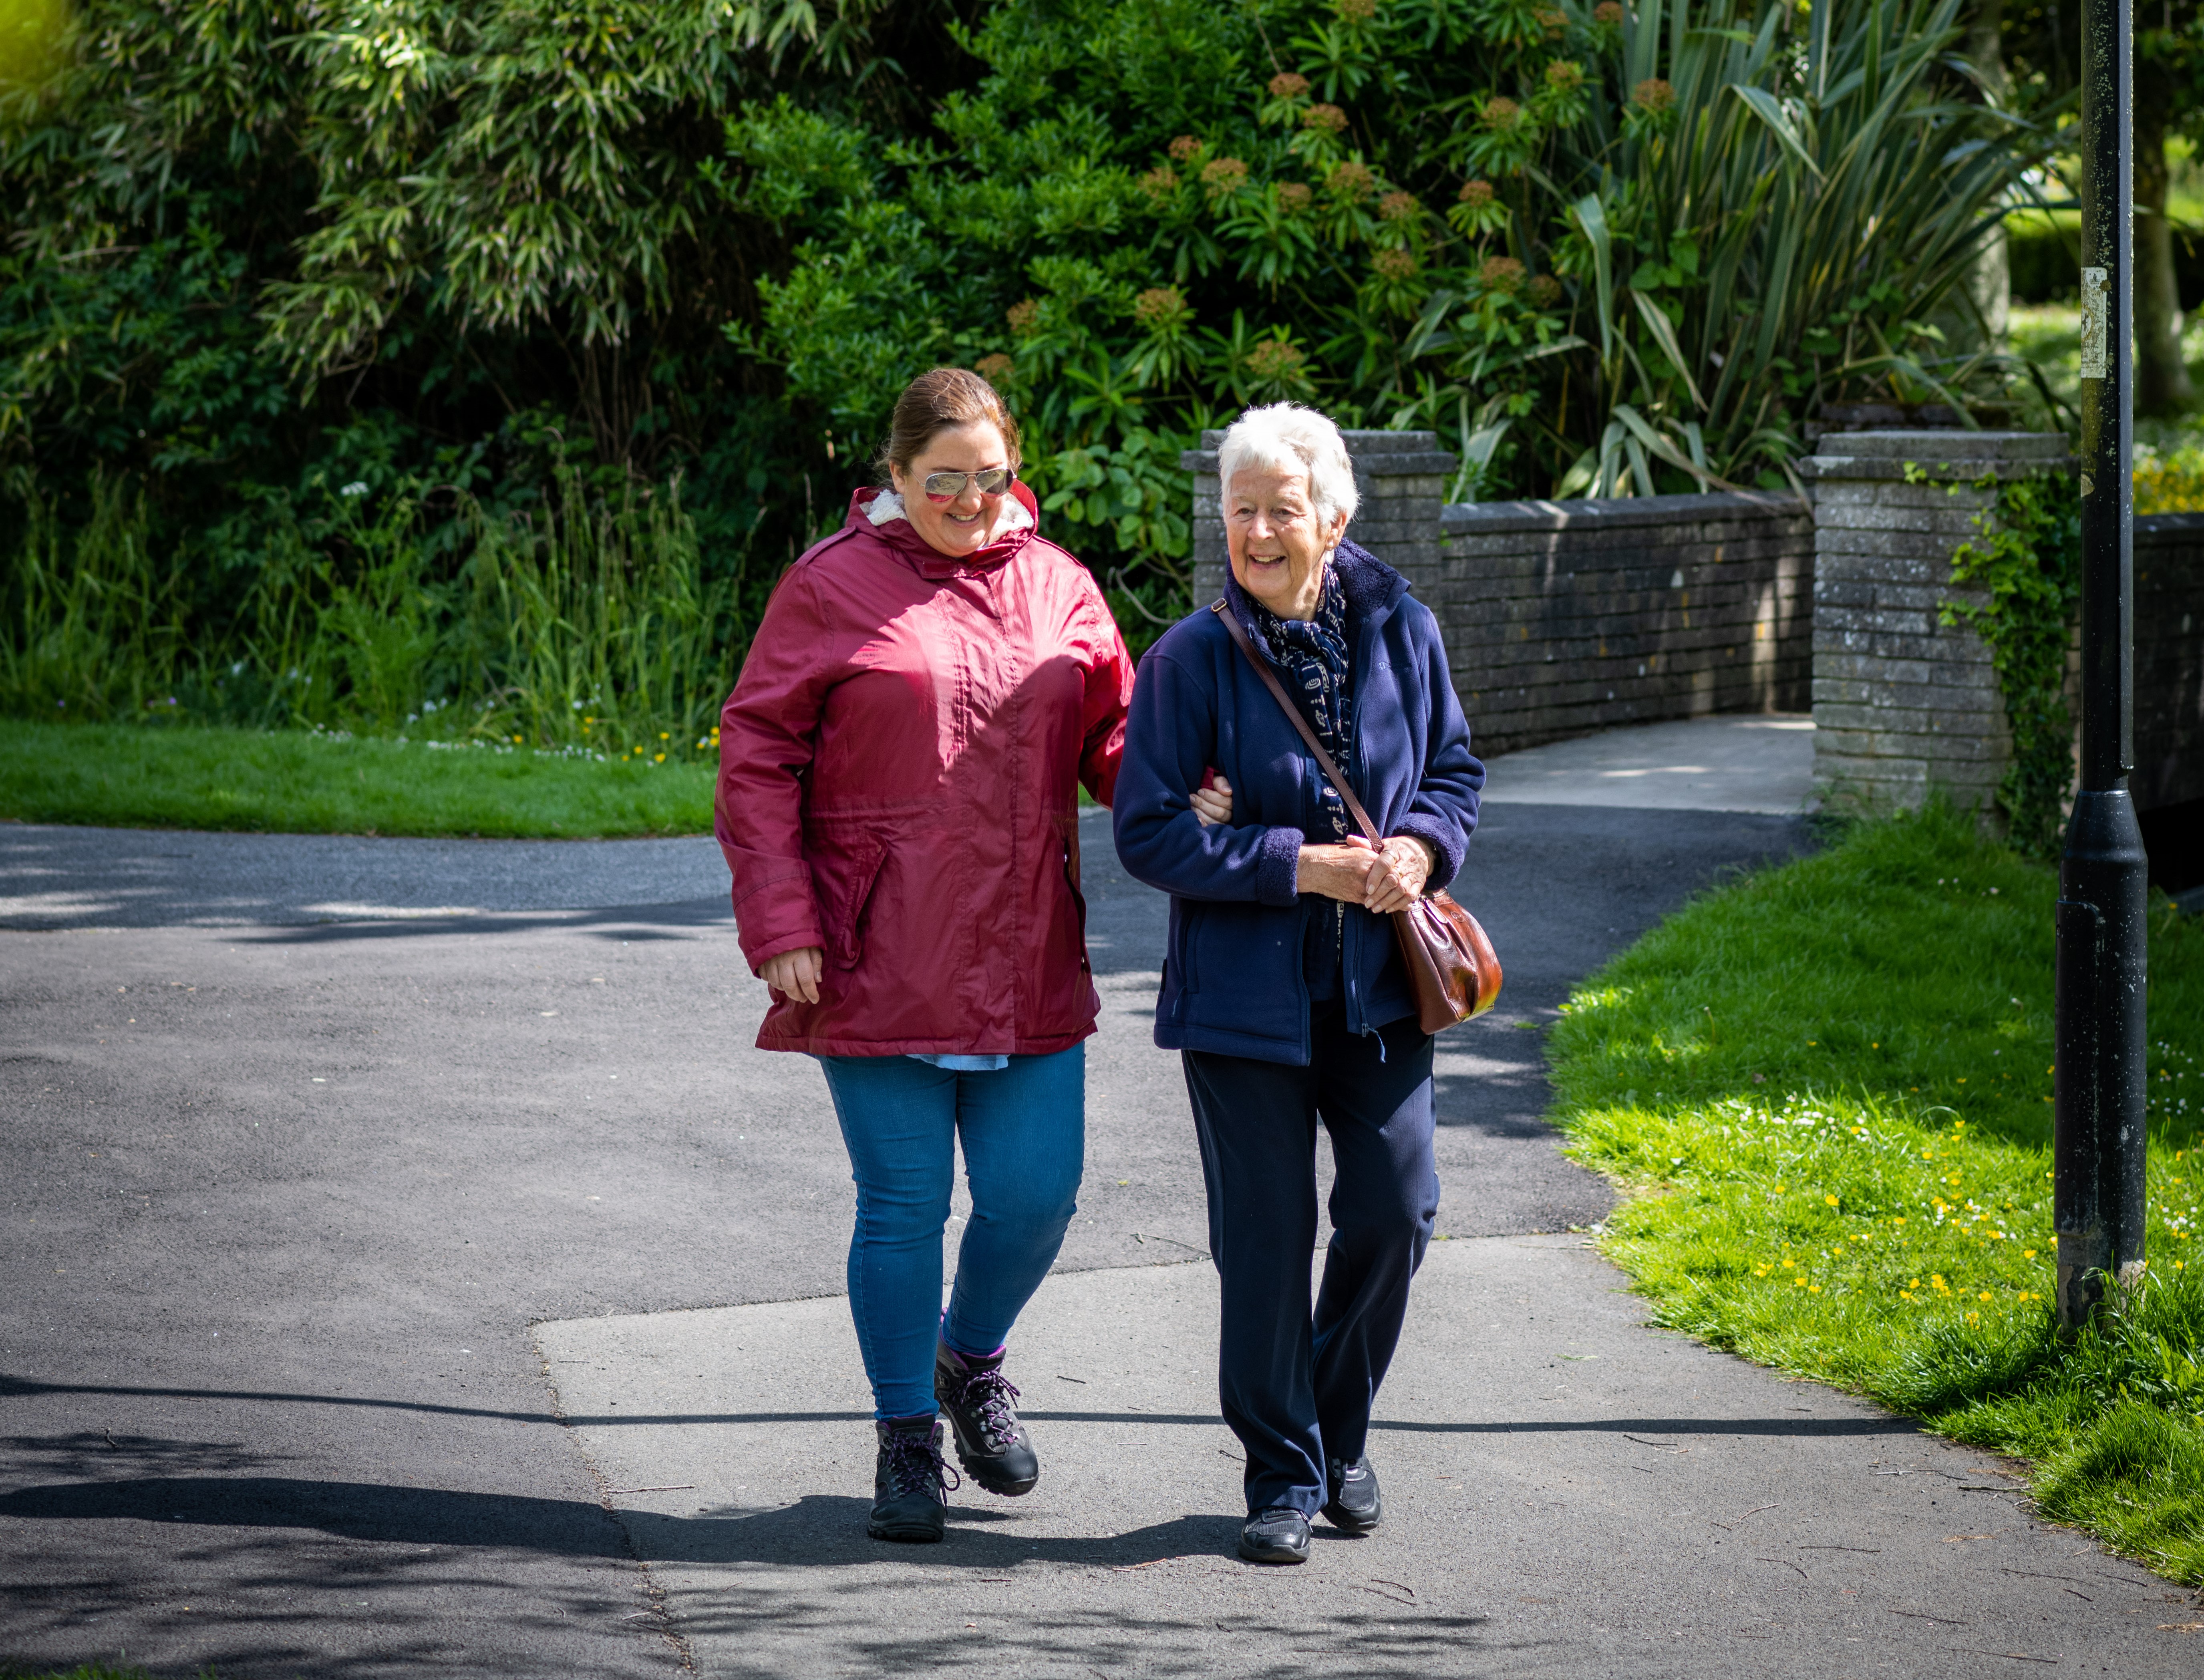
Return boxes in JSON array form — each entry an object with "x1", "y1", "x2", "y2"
[
  {"x1": 1221, "y1": 538, "x2": 1408, "y2": 665},
  {"x1": 847, "y1": 482, "x2": 1041, "y2": 578}
]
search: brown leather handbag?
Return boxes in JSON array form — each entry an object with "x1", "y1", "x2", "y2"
[{"x1": 1212, "y1": 600, "x2": 1501, "y2": 1034}]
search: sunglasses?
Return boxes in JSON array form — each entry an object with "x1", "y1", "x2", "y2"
[{"x1": 920, "y1": 467, "x2": 1013, "y2": 500}]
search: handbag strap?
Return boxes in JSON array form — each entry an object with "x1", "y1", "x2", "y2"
[{"x1": 1210, "y1": 598, "x2": 1384, "y2": 847}]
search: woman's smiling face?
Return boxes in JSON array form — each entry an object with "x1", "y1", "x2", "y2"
[
  {"x1": 1225, "y1": 462, "x2": 1349, "y2": 620},
  {"x1": 890, "y1": 421, "x2": 1014, "y2": 558}
]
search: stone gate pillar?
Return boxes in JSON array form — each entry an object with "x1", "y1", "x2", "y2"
[
  {"x1": 1801, "y1": 429, "x2": 2073, "y2": 815},
  {"x1": 1182, "y1": 429, "x2": 1455, "y2": 604}
]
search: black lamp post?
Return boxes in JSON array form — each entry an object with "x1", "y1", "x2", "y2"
[{"x1": 2055, "y1": 0, "x2": 2149, "y2": 1332}]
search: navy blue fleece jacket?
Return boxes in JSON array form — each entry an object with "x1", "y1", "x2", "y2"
[{"x1": 1111, "y1": 541, "x2": 1483, "y2": 1065}]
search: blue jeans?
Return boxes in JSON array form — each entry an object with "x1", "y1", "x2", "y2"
[{"x1": 816, "y1": 1045, "x2": 1085, "y2": 1419}]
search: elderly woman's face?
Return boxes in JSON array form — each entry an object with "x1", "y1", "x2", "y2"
[
  {"x1": 890, "y1": 421, "x2": 1014, "y2": 559},
  {"x1": 1225, "y1": 463, "x2": 1350, "y2": 621}
]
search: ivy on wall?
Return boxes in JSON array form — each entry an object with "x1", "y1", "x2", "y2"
[{"x1": 1931, "y1": 468, "x2": 2083, "y2": 859}]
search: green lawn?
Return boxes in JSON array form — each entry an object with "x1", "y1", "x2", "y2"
[
  {"x1": 0, "y1": 722, "x2": 715, "y2": 838},
  {"x1": 1548, "y1": 805, "x2": 2204, "y2": 1584}
]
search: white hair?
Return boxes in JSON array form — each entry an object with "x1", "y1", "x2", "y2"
[{"x1": 1216, "y1": 402, "x2": 1359, "y2": 528}]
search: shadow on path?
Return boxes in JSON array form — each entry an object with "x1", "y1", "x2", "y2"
[{"x1": 1, "y1": 1379, "x2": 1920, "y2": 1440}]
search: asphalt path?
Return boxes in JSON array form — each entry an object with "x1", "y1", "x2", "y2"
[{"x1": 0, "y1": 803, "x2": 1813, "y2": 1678}]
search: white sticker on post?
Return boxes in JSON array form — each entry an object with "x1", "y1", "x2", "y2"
[{"x1": 2080, "y1": 266, "x2": 2109, "y2": 379}]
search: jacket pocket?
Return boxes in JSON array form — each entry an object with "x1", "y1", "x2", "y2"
[
  {"x1": 829, "y1": 840, "x2": 889, "y2": 969},
  {"x1": 1061, "y1": 821, "x2": 1089, "y2": 972}
]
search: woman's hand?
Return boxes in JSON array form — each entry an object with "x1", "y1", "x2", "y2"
[
  {"x1": 1296, "y1": 842, "x2": 1385, "y2": 904},
  {"x1": 1299, "y1": 835, "x2": 1435, "y2": 910},
  {"x1": 1191, "y1": 774, "x2": 1234, "y2": 828},
  {"x1": 761, "y1": 945, "x2": 825, "y2": 1004},
  {"x1": 1359, "y1": 834, "x2": 1435, "y2": 914}
]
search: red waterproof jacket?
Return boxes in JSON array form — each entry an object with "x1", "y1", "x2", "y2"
[{"x1": 716, "y1": 484, "x2": 1132, "y2": 1056}]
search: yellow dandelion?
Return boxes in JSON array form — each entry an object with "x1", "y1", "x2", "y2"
[
  {"x1": 1825, "y1": 1194, "x2": 1839, "y2": 1206},
  {"x1": 1809, "y1": 1284, "x2": 1822, "y2": 1294},
  {"x1": 654, "y1": 752, "x2": 666, "y2": 763}
]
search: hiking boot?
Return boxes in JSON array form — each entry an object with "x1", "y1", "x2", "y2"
[
  {"x1": 1322, "y1": 1455, "x2": 1383, "y2": 1533},
  {"x1": 869, "y1": 1415, "x2": 956, "y2": 1543},
  {"x1": 1238, "y1": 1506, "x2": 1312, "y2": 1564},
  {"x1": 934, "y1": 1341, "x2": 1040, "y2": 1496}
]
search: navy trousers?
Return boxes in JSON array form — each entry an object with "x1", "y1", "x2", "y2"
[{"x1": 1182, "y1": 1005, "x2": 1439, "y2": 1517}]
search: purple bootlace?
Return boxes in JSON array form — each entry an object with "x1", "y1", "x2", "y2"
[
  {"x1": 948, "y1": 1366, "x2": 1023, "y2": 1451},
  {"x1": 880, "y1": 1426, "x2": 960, "y2": 1500}
]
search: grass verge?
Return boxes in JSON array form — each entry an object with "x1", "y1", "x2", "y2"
[
  {"x1": 0, "y1": 722, "x2": 715, "y2": 839},
  {"x1": 1548, "y1": 804, "x2": 2204, "y2": 1584}
]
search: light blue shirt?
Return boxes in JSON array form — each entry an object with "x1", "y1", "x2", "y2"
[{"x1": 909, "y1": 1053, "x2": 1010, "y2": 1071}]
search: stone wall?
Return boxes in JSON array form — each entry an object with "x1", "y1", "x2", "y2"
[
  {"x1": 1179, "y1": 430, "x2": 1813, "y2": 759},
  {"x1": 1173, "y1": 425, "x2": 2200, "y2": 809},
  {"x1": 1433, "y1": 493, "x2": 1813, "y2": 756},
  {"x1": 2135, "y1": 513, "x2": 2204, "y2": 814},
  {"x1": 1802, "y1": 430, "x2": 2071, "y2": 814}
]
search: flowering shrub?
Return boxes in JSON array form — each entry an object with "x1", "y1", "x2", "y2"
[
  {"x1": 733, "y1": 0, "x2": 2047, "y2": 564},
  {"x1": 2134, "y1": 440, "x2": 2204, "y2": 512}
]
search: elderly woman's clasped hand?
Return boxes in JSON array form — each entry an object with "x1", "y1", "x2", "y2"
[{"x1": 1298, "y1": 833, "x2": 1435, "y2": 915}]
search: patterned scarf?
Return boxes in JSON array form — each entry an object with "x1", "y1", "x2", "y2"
[{"x1": 1251, "y1": 561, "x2": 1355, "y2": 840}]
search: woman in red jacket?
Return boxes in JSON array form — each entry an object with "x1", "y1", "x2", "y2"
[{"x1": 717, "y1": 368, "x2": 1226, "y2": 1544}]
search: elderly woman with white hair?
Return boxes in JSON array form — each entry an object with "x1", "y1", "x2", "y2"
[{"x1": 1113, "y1": 403, "x2": 1483, "y2": 1564}]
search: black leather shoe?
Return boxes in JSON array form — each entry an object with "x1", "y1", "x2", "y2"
[
  {"x1": 1238, "y1": 1506, "x2": 1312, "y2": 1564},
  {"x1": 1322, "y1": 1455, "x2": 1383, "y2": 1533},
  {"x1": 935, "y1": 1342, "x2": 1040, "y2": 1496},
  {"x1": 868, "y1": 1416, "x2": 956, "y2": 1543}
]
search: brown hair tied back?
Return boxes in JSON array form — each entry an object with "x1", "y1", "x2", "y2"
[{"x1": 879, "y1": 367, "x2": 1022, "y2": 481}]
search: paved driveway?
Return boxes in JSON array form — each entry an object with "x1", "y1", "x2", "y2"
[{"x1": 1, "y1": 750, "x2": 1836, "y2": 1676}]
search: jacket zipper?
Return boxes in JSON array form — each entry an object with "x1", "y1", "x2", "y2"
[{"x1": 1343, "y1": 615, "x2": 1375, "y2": 1040}]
